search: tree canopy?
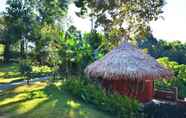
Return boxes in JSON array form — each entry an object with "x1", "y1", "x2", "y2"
[
  {"x1": 75, "y1": 0, "x2": 165, "y2": 41},
  {"x1": 1, "y1": 0, "x2": 70, "y2": 62}
]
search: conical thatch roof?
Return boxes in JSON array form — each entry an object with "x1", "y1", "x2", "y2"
[{"x1": 85, "y1": 43, "x2": 173, "y2": 80}]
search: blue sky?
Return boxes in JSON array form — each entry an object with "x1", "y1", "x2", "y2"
[{"x1": 1, "y1": 0, "x2": 186, "y2": 42}]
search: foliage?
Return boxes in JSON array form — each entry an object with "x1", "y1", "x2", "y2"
[
  {"x1": 138, "y1": 34, "x2": 186, "y2": 64},
  {"x1": 29, "y1": 0, "x2": 69, "y2": 65},
  {"x1": 32, "y1": 65, "x2": 54, "y2": 74},
  {"x1": 83, "y1": 31, "x2": 114, "y2": 55},
  {"x1": 58, "y1": 31, "x2": 90, "y2": 74},
  {"x1": 58, "y1": 29, "x2": 110, "y2": 74},
  {"x1": 33, "y1": 24, "x2": 61, "y2": 66},
  {"x1": 75, "y1": 0, "x2": 165, "y2": 41},
  {"x1": 3, "y1": 0, "x2": 37, "y2": 60},
  {"x1": 155, "y1": 57, "x2": 186, "y2": 97},
  {"x1": 19, "y1": 60, "x2": 32, "y2": 84},
  {"x1": 19, "y1": 61, "x2": 32, "y2": 76},
  {"x1": 62, "y1": 77, "x2": 141, "y2": 118},
  {"x1": 0, "y1": 44, "x2": 4, "y2": 59},
  {"x1": 35, "y1": 0, "x2": 69, "y2": 24},
  {"x1": 2, "y1": 0, "x2": 70, "y2": 63}
]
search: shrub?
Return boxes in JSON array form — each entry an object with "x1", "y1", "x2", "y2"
[
  {"x1": 62, "y1": 78, "x2": 141, "y2": 118},
  {"x1": 58, "y1": 32, "x2": 111, "y2": 75},
  {"x1": 19, "y1": 60, "x2": 32, "y2": 85},
  {"x1": 156, "y1": 57, "x2": 186, "y2": 98},
  {"x1": 32, "y1": 65, "x2": 54, "y2": 74}
]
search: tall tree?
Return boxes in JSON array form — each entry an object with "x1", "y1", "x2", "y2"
[
  {"x1": 35, "y1": 0, "x2": 69, "y2": 24},
  {"x1": 0, "y1": 16, "x2": 8, "y2": 62},
  {"x1": 32, "y1": 0, "x2": 69, "y2": 64},
  {"x1": 0, "y1": 17, "x2": 5, "y2": 43},
  {"x1": 75, "y1": 0, "x2": 165, "y2": 43},
  {"x1": 3, "y1": 0, "x2": 36, "y2": 60},
  {"x1": 2, "y1": 0, "x2": 69, "y2": 62}
]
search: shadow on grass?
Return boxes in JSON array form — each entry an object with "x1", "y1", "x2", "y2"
[
  {"x1": 0, "y1": 73, "x2": 21, "y2": 79},
  {"x1": 20, "y1": 85, "x2": 85, "y2": 118},
  {"x1": 0, "y1": 64, "x2": 18, "y2": 72},
  {"x1": 0, "y1": 84, "x2": 111, "y2": 118},
  {"x1": 0, "y1": 71, "x2": 52, "y2": 84},
  {"x1": 0, "y1": 89, "x2": 47, "y2": 108},
  {"x1": 0, "y1": 72, "x2": 51, "y2": 79},
  {"x1": 0, "y1": 69, "x2": 22, "y2": 84}
]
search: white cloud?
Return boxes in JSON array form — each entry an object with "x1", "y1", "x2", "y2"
[
  {"x1": 150, "y1": 0, "x2": 186, "y2": 42},
  {"x1": 67, "y1": 4, "x2": 91, "y2": 32},
  {"x1": 0, "y1": 0, "x2": 7, "y2": 12}
]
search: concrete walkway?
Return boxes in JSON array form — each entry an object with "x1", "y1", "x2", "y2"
[{"x1": 0, "y1": 76, "x2": 50, "y2": 92}]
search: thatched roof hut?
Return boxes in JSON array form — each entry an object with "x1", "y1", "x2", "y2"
[{"x1": 85, "y1": 43, "x2": 173, "y2": 80}]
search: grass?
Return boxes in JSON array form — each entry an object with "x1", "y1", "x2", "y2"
[
  {"x1": 0, "y1": 64, "x2": 113, "y2": 118},
  {"x1": 0, "y1": 64, "x2": 54, "y2": 84},
  {"x1": 0, "y1": 64, "x2": 21, "y2": 84},
  {"x1": 0, "y1": 82, "x2": 113, "y2": 118}
]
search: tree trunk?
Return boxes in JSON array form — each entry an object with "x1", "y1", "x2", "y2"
[
  {"x1": 4, "y1": 42, "x2": 10, "y2": 63},
  {"x1": 20, "y1": 39, "x2": 25, "y2": 59},
  {"x1": 26, "y1": 79, "x2": 30, "y2": 85}
]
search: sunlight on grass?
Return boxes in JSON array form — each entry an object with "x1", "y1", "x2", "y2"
[
  {"x1": 0, "y1": 71, "x2": 20, "y2": 78},
  {"x1": 0, "y1": 64, "x2": 53, "y2": 74},
  {"x1": 9, "y1": 82, "x2": 47, "y2": 94},
  {"x1": 0, "y1": 93, "x2": 46, "y2": 108},
  {"x1": 0, "y1": 64, "x2": 54, "y2": 84},
  {"x1": 54, "y1": 81, "x2": 63, "y2": 87},
  {"x1": 0, "y1": 71, "x2": 19, "y2": 76},
  {"x1": 0, "y1": 71, "x2": 22, "y2": 84},
  {"x1": 0, "y1": 82, "x2": 113, "y2": 118},
  {"x1": 0, "y1": 63, "x2": 113, "y2": 118},
  {"x1": 0, "y1": 93, "x2": 31, "y2": 107},
  {"x1": 0, "y1": 72, "x2": 5, "y2": 76},
  {"x1": 65, "y1": 109, "x2": 78, "y2": 118},
  {"x1": 0, "y1": 82, "x2": 47, "y2": 106},
  {"x1": 0, "y1": 65, "x2": 22, "y2": 84},
  {"x1": 15, "y1": 98, "x2": 48, "y2": 115},
  {"x1": 67, "y1": 100, "x2": 81, "y2": 109},
  {"x1": 0, "y1": 77, "x2": 23, "y2": 84}
]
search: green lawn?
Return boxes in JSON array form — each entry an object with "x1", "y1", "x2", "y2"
[
  {"x1": 0, "y1": 64, "x2": 22, "y2": 84},
  {"x1": 0, "y1": 64, "x2": 54, "y2": 84},
  {"x1": 0, "y1": 82, "x2": 113, "y2": 118},
  {"x1": 0, "y1": 64, "x2": 113, "y2": 118}
]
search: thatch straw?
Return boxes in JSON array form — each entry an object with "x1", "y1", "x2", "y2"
[{"x1": 85, "y1": 43, "x2": 173, "y2": 80}]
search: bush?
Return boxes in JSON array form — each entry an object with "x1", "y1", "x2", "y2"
[
  {"x1": 58, "y1": 32, "x2": 111, "y2": 75},
  {"x1": 32, "y1": 65, "x2": 54, "y2": 74},
  {"x1": 62, "y1": 78, "x2": 141, "y2": 118},
  {"x1": 155, "y1": 57, "x2": 186, "y2": 98},
  {"x1": 19, "y1": 60, "x2": 32, "y2": 85}
]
